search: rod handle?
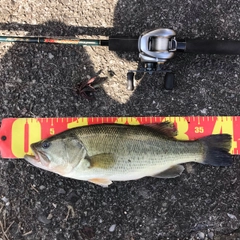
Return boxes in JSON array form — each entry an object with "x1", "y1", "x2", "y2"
[
  {"x1": 109, "y1": 36, "x2": 138, "y2": 52},
  {"x1": 185, "y1": 39, "x2": 240, "y2": 55}
]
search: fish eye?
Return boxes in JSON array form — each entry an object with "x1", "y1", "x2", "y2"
[{"x1": 41, "y1": 141, "x2": 51, "y2": 149}]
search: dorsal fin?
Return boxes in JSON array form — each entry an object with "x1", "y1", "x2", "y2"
[{"x1": 144, "y1": 121, "x2": 177, "y2": 138}]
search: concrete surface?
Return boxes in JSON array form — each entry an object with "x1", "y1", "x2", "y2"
[{"x1": 0, "y1": 0, "x2": 240, "y2": 239}]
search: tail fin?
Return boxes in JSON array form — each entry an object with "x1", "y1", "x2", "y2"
[{"x1": 199, "y1": 134, "x2": 233, "y2": 166}]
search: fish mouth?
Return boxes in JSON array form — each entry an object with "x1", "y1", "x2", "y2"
[{"x1": 24, "y1": 147, "x2": 50, "y2": 169}]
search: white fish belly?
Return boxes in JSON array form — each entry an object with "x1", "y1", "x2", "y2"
[{"x1": 66, "y1": 152, "x2": 203, "y2": 181}]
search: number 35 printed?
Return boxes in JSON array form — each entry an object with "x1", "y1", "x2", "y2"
[{"x1": 195, "y1": 126, "x2": 204, "y2": 133}]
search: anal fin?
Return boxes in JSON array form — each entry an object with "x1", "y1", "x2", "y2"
[
  {"x1": 152, "y1": 165, "x2": 185, "y2": 179},
  {"x1": 88, "y1": 178, "x2": 113, "y2": 187}
]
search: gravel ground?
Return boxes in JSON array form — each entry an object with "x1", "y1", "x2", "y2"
[{"x1": 0, "y1": 0, "x2": 240, "y2": 239}]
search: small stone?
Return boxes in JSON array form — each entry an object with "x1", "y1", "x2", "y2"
[
  {"x1": 208, "y1": 232, "x2": 214, "y2": 239},
  {"x1": 197, "y1": 232, "x2": 205, "y2": 239},
  {"x1": 39, "y1": 185, "x2": 45, "y2": 190},
  {"x1": 21, "y1": 108, "x2": 27, "y2": 115},
  {"x1": 48, "y1": 53, "x2": 54, "y2": 59},
  {"x1": 162, "y1": 202, "x2": 167, "y2": 207},
  {"x1": 58, "y1": 188, "x2": 66, "y2": 194},
  {"x1": 109, "y1": 224, "x2": 116, "y2": 232},
  {"x1": 66, "y1": 191, "x2": 78, "y2": 203},
  {"x1": 38, "y1": 215, "x2": 51, "y2": 224},
  {"x1": 1, "y1": 196, "x2": 9, "y2": 203},
  {"x1": 227, "y1": 213, "x2": 237, "y2": 220},
  {"x1": 200, "y1": 108, "x2": 207, "y2": 114},
  {"x1": 47, "y1": 213, "x2": 53, "y2": 220},
  {"x1": 56, "y1": 233, "x2": 65, "y2": 240}
]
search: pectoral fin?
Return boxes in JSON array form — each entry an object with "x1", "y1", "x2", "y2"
[
  {"x1": 152, "y1": 165, "x2": 185, "y2": 178},
  {"x1": 89, "y1": 153, "x2": 115, "y2": 169},
  {"x1": 88, "y1": 178, "x2": 113, "y2": 187}
]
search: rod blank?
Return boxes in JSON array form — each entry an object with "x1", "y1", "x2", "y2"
[{"x1": 0, "y1": 36, "x2": 107, "y2": 46}]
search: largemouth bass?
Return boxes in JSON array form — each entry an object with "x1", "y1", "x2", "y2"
[{"x1": 24, "y1": 122, "x2": 233, "y2": 187}]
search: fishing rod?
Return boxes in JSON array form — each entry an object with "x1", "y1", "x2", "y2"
[{"x1": 1, "y1": 28, "x2": 240, "y2": 90}]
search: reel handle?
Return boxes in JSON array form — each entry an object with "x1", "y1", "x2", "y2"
[
  {"x1": 183, "y1": 39, "x2": 240, "y2": 55},
  {"x1": 126, "y1": 72, "x2": 134, "y2": 91}
]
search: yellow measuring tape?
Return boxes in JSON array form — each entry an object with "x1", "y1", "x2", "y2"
[{"x1": 0, "y1": 116, "x2": 239, "y2": 158}]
